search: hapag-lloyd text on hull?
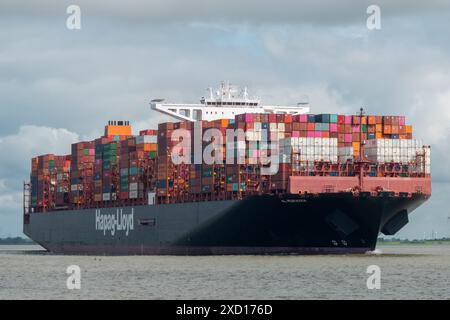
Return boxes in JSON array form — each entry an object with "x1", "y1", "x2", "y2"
[{"x1": 95, "y1": 208, "x2": 134, "y2": 236}]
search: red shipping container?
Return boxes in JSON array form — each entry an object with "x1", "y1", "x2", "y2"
[
  {"x1": 269, "y1": 114, "x2": 277, "y2": 122},
  {"x1": 276, "y1": 114, "x2": 284, "y2": 122},
  {"x1": 392, "y1": 116, "x2": 399, "y2": 125}
]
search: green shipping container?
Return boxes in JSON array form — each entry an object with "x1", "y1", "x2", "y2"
[{"x1": 202, "y1": 169, "x2": 213, "y2": 177}]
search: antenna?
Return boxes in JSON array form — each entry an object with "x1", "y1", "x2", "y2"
[
  {"x1": 358, "y1": 107, "x2": 366, "y2": 162},
  {"x1": 448, "y1": 215, "x2": 450, "y2": 239},
  {"x1": 208, "y1": 87, "x2": 213, "y2": 99}
]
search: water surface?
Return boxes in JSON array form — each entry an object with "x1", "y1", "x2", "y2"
[{"x1": 0, "y1": 245, "x2": 449, "y2": 299}]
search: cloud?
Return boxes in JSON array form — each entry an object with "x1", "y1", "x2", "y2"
[
  {"x1": 0, "y1": 125, "x2": 79, "y2": 178},
  {"x1": 0, "y1": 126, "x2": 80, "y2": 236}
]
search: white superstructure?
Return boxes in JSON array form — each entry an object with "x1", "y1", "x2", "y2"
[{"x1": 150, "y1": 82, "x2": 310, "y2": 122}]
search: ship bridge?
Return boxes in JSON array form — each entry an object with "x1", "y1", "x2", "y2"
[{"x1": 150, "y1": 82, "x2": 310, "y2": 122}]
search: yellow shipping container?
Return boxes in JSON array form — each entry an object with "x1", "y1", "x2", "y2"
[{"x1": 375, "y1": 124, "x2": 382, "y2": 133}]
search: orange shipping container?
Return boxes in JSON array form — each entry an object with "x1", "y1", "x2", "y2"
[
  {"x1": 105, "y1": 125, "x2": 132, "y2": 136},
  {"x1": 391, "y1": 125, "x2": 399, "y2": 134},
  {"x1": 376, "y1": 124, "x2": 382, "y2": 133},
  {"x1": 406, "y1": 125, "x2": 413, "y2": 134},
  {"x1": 143, "y1": 144, "x2": 157, "y2": 152},
  {"x1": 361, "y1": 117, "x2": 367, "y2": 125},
  {"x1": 384, "y1": 125, "x2": 392, "y2": 134}
]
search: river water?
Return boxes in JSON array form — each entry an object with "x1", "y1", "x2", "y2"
[{"x1": 0, "y1": 244, "x2": 449, "y2": 299}]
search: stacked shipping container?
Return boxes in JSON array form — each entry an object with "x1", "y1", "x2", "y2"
[
  {"x1": 30, "y1": 154, "x2": 71, "y2": 212},
  {"x1": 70, "y1": 141, "x2": 95, "y2": 207},
  {"x1": 29, "y1": 114, "x2": 427, "y2": 211}
]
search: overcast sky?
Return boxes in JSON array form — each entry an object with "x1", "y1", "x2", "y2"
[{"x1": 0, "y1": 0, "x2": 449, "y2": 239}]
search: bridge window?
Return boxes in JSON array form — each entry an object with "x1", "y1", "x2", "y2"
[
  {"x1": 193, "y1": 110, "x2": 202, "y2": 120},
  {"x1": 180, "y1": 109, "x2": 190, "y2": 117}
]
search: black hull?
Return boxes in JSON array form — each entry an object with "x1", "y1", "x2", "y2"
[{"x1": 24, "y1": 193, "x2": 429, "y2": 255}]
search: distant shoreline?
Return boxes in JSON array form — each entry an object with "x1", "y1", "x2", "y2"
[
  {"x1": 378, "y1": 238, "x2": 450, "y2": 245},
  {"x1": 0, "y1": 237, "x2": 35, "y2": 245}
]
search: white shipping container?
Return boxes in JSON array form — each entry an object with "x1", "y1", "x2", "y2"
[
  {"x1": 129, "y1": 182, "x2": 138, "y2": 191},
  {"x1": 129, "y1": 190, "x2": 138, "y2": 199},
  {"x1": 135, "y1": 135, "x2": 157, "y2": 144}
]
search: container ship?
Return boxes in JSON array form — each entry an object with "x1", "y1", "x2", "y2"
[{"x1": 23, "y1": 83, "x2": 431, "y2": 255}]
